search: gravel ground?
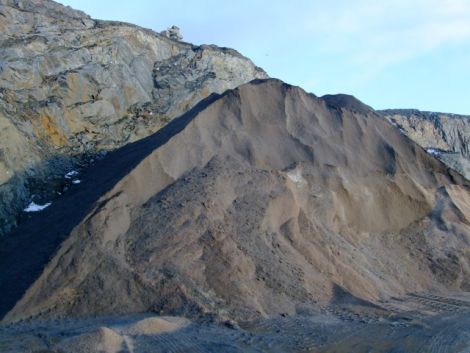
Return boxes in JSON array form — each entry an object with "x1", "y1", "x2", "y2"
[{"x1": 1, "y1": 293, "x2": 469, "y2": 353}]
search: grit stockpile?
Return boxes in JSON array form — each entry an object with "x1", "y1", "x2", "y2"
[{"x1": 2, "y1": 79, "x2": 470, "y2": 324}]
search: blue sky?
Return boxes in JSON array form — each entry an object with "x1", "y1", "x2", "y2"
[{"x1": 60, "y1": 0, "x2": 470, "y2": 114}]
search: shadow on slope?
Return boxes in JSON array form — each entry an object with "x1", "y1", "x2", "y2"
[{"x1": 0, "y1": 92, "x2": 222, "y2": 320}]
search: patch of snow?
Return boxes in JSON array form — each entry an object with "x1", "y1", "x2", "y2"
[
  {"x1": 65, "y1": 170, "x2": 79, "y2": 179},
  {"x1": 426, "y1": 148, "x2": 440, "y2": 156},
  {"x1": 72, "y1": 179, "x2": 81, "y2": 184},
  {"x1": 24, "y1": 201, "x2": 51, "y2": 212},
  {"x1": 287, "y1": 169, "x2": 304, "y2": 185}
]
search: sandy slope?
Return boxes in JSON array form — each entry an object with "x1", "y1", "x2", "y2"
[{"x1": 2, "y1": 79, "x2": 470, "y2": 324}]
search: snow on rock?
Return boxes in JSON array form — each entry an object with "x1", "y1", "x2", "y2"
[
  {"x1": 72, "y1": 179, "x2": 81, "y2": 184},
  {"x1": 24, "y1": 201, "x2": 52, "y2": 212},
  {"x1": 65, "y1": 171, "x2": 79, "y2": 179},
  {"x1": 426, "y1": 148, "x2": 440, "y2": 156}
]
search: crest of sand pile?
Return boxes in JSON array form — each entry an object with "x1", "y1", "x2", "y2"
[
  {"x1": 56, "y1": 327, "x2": 124, "y2": 353},
  {"x1": 50, "y1": 317, "x2": 189, "y2": 353},
  {"x1": 119, "y1": 316, "x2": 190, "y2": 335},
  {"x1": 3, "y1": 79, "x2": 470, "y2": 323}
]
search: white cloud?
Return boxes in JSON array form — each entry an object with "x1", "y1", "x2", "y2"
[{"x1": 301, "y1": 0, "x2": 470, "y2": 71}]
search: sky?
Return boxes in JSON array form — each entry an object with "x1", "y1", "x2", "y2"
[{"x1": 60, "y1": 0, "x2": 470, "y2": 114}]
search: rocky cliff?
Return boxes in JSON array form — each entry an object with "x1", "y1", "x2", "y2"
[
  {"x1": 381, "y1": 109, "x2": 470, "y2": 180},
  {"x1": 0, "y1": 0, "x2": 267, "y2": 235}
]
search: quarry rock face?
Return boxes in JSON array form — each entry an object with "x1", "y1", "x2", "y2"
[
  {"x1": 3, "y1": 79, "x2": 469, "y2": 323},
  {"x1": 0, "y1": 0, "x2": 267, "y2": 235},
  {"x1": 381, "y1": 109, "x2": 470, "y2": 180}
]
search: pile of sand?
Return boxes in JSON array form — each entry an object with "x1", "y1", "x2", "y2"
[
  {"x1": 3, "y1": 79, "x2": 470, "y2": 323},
  {"x1": 57, "y1": 327, "x2": 124, "y2": 353},
  {"x1": 120, "y1": 316, "x2": 190, "y2": 335}
]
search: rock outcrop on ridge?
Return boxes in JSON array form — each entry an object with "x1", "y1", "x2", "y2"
[
  {"x1": 2, "y1": 79, "x2": 469, "y2": 323},
  {"x1": 0, "y1": 0, "x2": 267, "y2": 235},
  {"x1": 381, "y1": 109, "x2": 470, "y2": 180}
]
